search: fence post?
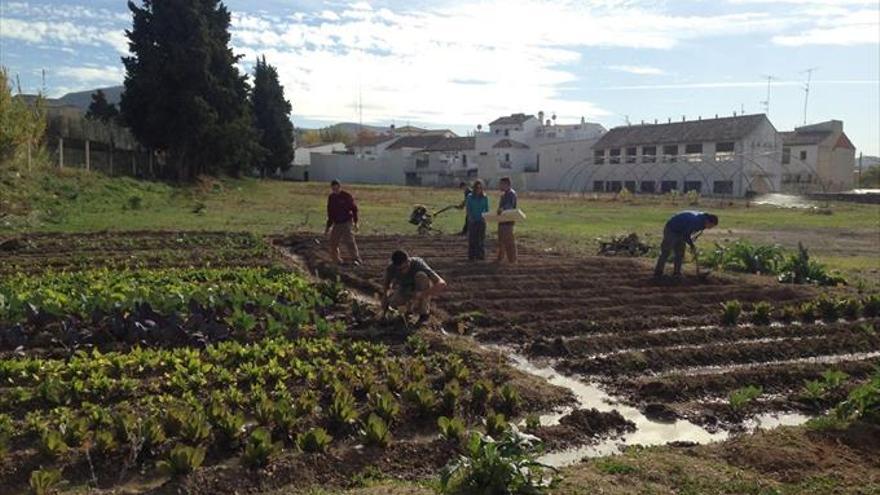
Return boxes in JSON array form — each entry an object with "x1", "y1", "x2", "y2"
[
  {"x1": 85, "y1": 140, "x2": 91, "y2": 171},
  {"x1": 58, "y1": 137, "x2": 64, "y2": 168}
]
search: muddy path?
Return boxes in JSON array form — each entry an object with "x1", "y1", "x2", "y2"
[{"x1": 277, "y1": 233, "x2": 879, "y2": 438}]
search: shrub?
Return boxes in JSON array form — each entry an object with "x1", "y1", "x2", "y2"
[
  {"x1": 438, "y1": 416, "x2": 467, "y2": 442},
  {"x1": 298, "y1": 427, "x2": 332, "y2": 453},
  {"x1": 369, "y1": 391, "x2": 400, "y2": 424},
  {"x1": 440, "y1": 430, "x2": 557, "y2": 495},
  {"x1": 778, "y1": 243, "x2": 846, "y2": 286},
  {"x1": 729, "y1": 385, "x2": 762, "y2": 412},
  {"x1": 840, "y1": 298, "x2": 862, "y2": 320},
  {"x1": 720, "y1": 300, "x2": 742, "y2": 326},
  {"x1": 798, "y1": 302, "x2": 817, "y2": 324},
  {"x1": 834, "y1": 371, "x2": 880, "y2": 424},
  {"x1": 778, "y1": 305, "x2": 797, "y2": 323},
  {"x1": 328, "y1": 387, "x2": 359, "y2": 431},
  {"x1": 751, "y1": 302, "x2": 772, "y2": 326},
  {"x1": 442, "y1": 379, "x2": 463, "y2": 414},
  {"x1": 863, "y1": 294, "x2": 880, "y2": 318},
  {"x1": 404, "y1": 384, "x2": 437, "y2": 418},
  {"x1": 214, "y1": 411, "x2": 246, "y2": 449},
  {"x1": 157, "y1": 444, "x2": 206, "y2": 477},
  {"x1": 38, "y1": 429, "x2": 69, "y2": 460},
  {"x1": 495, "y1": 384, "x2": 523, "y2": 415},
  {"x1": 93, "y1": 429, "x2": 118, "y2": 456},
  {"x1": 361, "y1": 413, "x2": 391, "y2": 448},
  {"x1": 471, "y1": 380, "x2": 494, "y2": 412},
  {"x1": 701, "y1": 241, "x2": 783, "y2": 275},
  {"x1": 485, "y1": 412, "x2": 508, "y2": 438},
  {"x1": 801, "y1": 380, "x2": 826, "y2": 405},
  {"x1": 29, "y1": 468, "x2": 63, "y2": 495},
  {"x1": 241, "y1": 428, "x2": 279, "y2": 469},
  {"x1": 815, "y1": 297, "x2": 841, "y2": 322}
]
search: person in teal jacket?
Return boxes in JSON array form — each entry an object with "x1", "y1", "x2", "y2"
[{"x1": 465, "y1": 180, "x2": 489, "y2": 260}]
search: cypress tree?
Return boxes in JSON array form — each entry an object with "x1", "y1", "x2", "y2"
[
  {"x1": 120, "y1": 0, "x2": 262, "y2": 180},
  {"x1": 252, "y1": 56, "x2": 294, "y2": 177},
  {"x1": 85, "y1": 90, "x2": 119, "y2": 124}
]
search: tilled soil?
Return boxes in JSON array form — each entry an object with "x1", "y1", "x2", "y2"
[{"x1": 277, "y1": 233, "x2": 880, "y2": 425}]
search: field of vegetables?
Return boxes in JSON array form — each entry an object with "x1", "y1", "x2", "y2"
[
  {"x1": 281, "y1": 233, "x2": 880, "y2": 431},
  {"x1": 0, "y1": 232, "x2": 572, "y2": 494}
]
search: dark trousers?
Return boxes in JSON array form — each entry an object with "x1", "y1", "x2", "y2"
[
  {"x1": 654, "y1": 226, "x2": 686, "y2": 276},
  {"x1": 467, "y1": 219, "x2": 486, "y2": 260},
  {"x1": 460, "y1": 215, "x2": 469, "y2": 235}
]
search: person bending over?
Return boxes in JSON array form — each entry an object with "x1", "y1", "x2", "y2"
[
  {"x1": 382, "y1": 250, "x2": 447, "y2": 325},
  {"x1": 654, "y1": 210, "x2": 719, "y2": 278}
]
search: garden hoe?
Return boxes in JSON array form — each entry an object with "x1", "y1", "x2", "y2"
[{"x1": 692, "y1": 246, "x2": 711, "y2": 282}]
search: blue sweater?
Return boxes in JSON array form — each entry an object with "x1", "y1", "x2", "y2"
[
  {"x1": 666, "y1": 211, "x2": 709, "y2": 246},
  {"x1": 465, "y1": 194, "x2": 489, "y2": 222}
]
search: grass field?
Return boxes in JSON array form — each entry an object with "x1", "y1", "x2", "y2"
[{"x1": 2, "y1": 168, "x2": 878, "y2": 281}]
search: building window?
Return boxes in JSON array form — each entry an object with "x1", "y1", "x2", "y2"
[
  {"x1": 607, "y1": 181, "x2": 622, "y2": 192},
  {"x1": 684, "y1": 181, "x2": 702, "y2": 193},
  {"x1": 462, "y1": 154, "x2": 468, "y2": 166},
  {"x1": 685, "y1": 143, "x2": 703, "y2": 162},
  {"x1": 415, "y1": 157, "x2": 429, "y2": 168},
  {"x1": 662, "y1": 144, "x2": 678, "y2": 162},
  {"x1": 640, "y1": 181, "x2": 655, "y2": 193},
  {"x1": 594, "y1": 149, "x2": 605, "y2": 165},
  {"x1": 782, "y1": 147, "x2": 791, "y2": 165},
  {"x1": 715, "y1": 142, "x2": 735, "y2": 161},
  {"x1": 713, "y1": 180, "x2": 734, "y2": 195},
  {"x1": 495, "y1": 130, "x2": 500, "y2": 135},
  {"x1": 479, "y1": 152, "x2": 488, "y2": 156},
  {"x1": 642, "y1": 146, "x2": 656, "y2": 163},
  {"x1": 504, "y1": 129, "x2": 510, "y2": 136},
  {"x1": 625, "y1": 147, "x2": 637, "y2": 164},
  {"x1": 624, "y1": 180, "x2": 636, "y2": 192},
  {"x1": 593, "y1": 181, "x2": 604, "y2": 192},
  {"x1": 660, "y1": 180, "x2": 677, "y2": 193},
  {"x1": 505, "y1": 153, "x2": 510, "y2": 162},
  {"x1": 799, "y1": 150, "x2": 807, "y2": 160},
  {"x1": 609, "y1": 148, "x2": 621, "y2": 164}
]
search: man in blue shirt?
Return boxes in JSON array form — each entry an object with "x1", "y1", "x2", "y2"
[{"x1": 654, "y1": 211, "x2": 719, "y2": 278}]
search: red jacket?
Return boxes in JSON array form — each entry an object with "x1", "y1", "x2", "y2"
[{"x1": 327, "y1": 191, "x2": 358, "y2": 228}]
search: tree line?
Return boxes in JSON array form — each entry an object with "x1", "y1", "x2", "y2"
[{"x1": 86, "y1": 0, "x2": 294, "y2": 182}]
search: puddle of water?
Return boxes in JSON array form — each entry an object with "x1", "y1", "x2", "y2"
[
  {"x1": 659, "y1": 351, "x2": 880, "y2": 377},
  {"x1": 751, "y1": 193, "x2": 817, "y2": 209},
  {"x1": 504, "y1": 353, "x2": 730, "y2": 467}
]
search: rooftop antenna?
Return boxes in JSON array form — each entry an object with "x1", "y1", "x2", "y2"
[
  {"x1": 623, "y1": 114, "x2": 630, "y2": 125},
  {"x1": 41, "y1": 69, "x2": 46, "y2": 95},
  {"x1": 759, "y1": 74, "x2": 776, "y2": 115},
  {"x1": 802, "y1": 67, "x2": 819, "y2": 125}
]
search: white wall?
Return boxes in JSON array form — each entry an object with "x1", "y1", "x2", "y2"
[{"x1": 310, "y1": 153, "x2": 406, "y2": 185}]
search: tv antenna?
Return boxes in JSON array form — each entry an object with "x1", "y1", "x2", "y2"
[
  {"x1": 802, "y1": 67, "x2": 818, "y2": 125},
  {"x1": 759, "y1": 74, "x2": 776, "y2": 115}
]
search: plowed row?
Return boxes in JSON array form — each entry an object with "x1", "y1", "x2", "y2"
[{"x1": 280, "y1": 233, "x2": 880, "y2": 425}]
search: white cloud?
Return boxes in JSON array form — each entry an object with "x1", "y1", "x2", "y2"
[
  {"x1": 609, "y1": 65, "x2": 666, "y2": 75},
  {"x1": 0, "y1": 18, "x2": 128, "y2": 53},
  {"x1": 55, "y1": 65, "x2": 125, "y2": 86},
  {"x1": 601, "y1": 80, "x2": 879, "y2": 90},
  {"x1": 772, "y1": 9, "x2": 880, "y2": 46}
]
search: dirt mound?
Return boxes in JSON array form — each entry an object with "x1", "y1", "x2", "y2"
[{"x1": 536, "y1": 408, "x2": 635, "y2": 449}]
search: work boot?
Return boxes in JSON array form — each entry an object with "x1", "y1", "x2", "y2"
[{"x1": 416, "y1": 314, "x2": 430, "y2": 326}]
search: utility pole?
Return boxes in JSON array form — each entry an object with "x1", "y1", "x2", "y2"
[{"x1": 802, "y1": 67, "x2": 818, "y2": 125}]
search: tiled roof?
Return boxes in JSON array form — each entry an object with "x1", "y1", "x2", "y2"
[
  {"x1": 492, "y1": 139, "x2": 530, "y2": 149},
  {"x1": 349, "y1": 134, "x2": 396, "y2": 147},
  {"x1": 834, "y1": 133, "x2": 855, "y2": 150},
  {"x1": 424, "y1": 137, "x2": 476, "y2": 151},
  {"x1": 780, "y1": 131, "x2": 833, "y2": 146},
  {"x1": 386, "y1": 135, "x2": 446, "y2": 150},
  {"x1": 593, "y1": 114, "x2": 768, "y2": 149},
  {"x1": 489, "y1": 113, "x2": 536, "y2": 126}
]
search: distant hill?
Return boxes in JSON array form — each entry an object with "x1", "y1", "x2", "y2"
[
  {"x1": 327, "y1": 122, "x2": 390, "y2": 135},
  {"x1": 56, "y1": 86, "x2": 123, "y2": 112}
]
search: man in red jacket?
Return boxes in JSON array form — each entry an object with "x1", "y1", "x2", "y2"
[{"x1": 325, "y1": 180, "x2": 362, "y2": 265}]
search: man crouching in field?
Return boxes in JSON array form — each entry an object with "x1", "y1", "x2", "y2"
[
  {"x1": 382, "y1": 250, "x2": 447, "y2": 325},
  {"x1": 654, "y1": 211, "x2": 719, "y2": 279}
]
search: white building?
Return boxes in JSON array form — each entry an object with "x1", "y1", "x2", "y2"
[
  {"x1": 282, "y1": 142, "x2": 347, "y2": 181},
  {"x1": 780, "y1": 120, "x2": 856, "y2": 192},
  {"x1": 585, "y1": 114, "x2": 781, "y2": 197},
  {"x1": 405, "y1": 137, "x2": 478, "y2": 186}
]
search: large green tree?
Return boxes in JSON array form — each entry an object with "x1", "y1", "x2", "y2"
[
  {"x1": 251, "y1": 56, "x2": 294, "y2": 177},
  {"x1": 120, "y1": 0, "x2": 262, "y2": 181},
  {"x1": 85, "y1": 89, "x2": 119, "y2": 124}
]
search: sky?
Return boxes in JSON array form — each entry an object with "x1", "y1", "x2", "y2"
[{"x1": 1, "y1": 0, "x2": 878, "y2": 155}]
